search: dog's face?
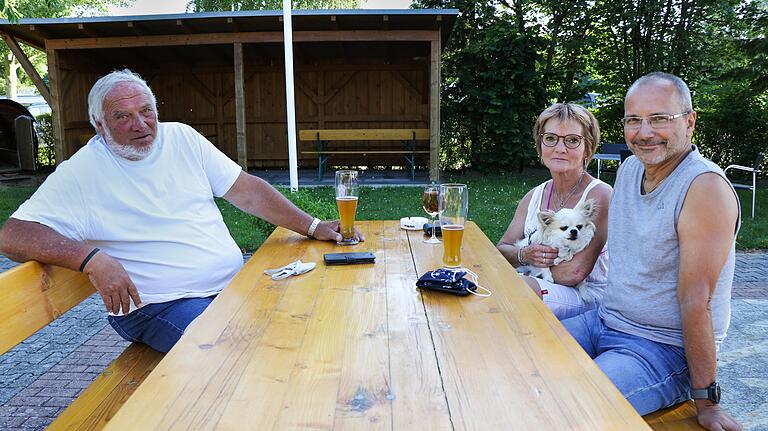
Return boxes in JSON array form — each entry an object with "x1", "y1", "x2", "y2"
[{"x1": 537, "y1": 199, "x2": 597, "y2": 249}]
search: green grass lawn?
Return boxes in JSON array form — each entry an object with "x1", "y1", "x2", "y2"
[{"x1": 1, "y1": 168, "x2": 766, "y2": 252}]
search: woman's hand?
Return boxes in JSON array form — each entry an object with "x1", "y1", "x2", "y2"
[{"x1": 521, "y1": 244, "x2": 559, "y2": 268}]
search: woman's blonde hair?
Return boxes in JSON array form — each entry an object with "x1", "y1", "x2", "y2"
[{"x1": 532, "y1": 103, "x2": 601, "y2": 164}]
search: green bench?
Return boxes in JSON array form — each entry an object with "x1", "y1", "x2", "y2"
[{"x1": 299, "y1": 128, "x2": 430, "y2": 181}]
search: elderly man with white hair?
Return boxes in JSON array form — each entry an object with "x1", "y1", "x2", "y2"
[{"x1": 0, "y1": 69, "x2": 362, "y2": 353}]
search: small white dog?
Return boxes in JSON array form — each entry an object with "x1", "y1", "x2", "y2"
[{"x1": 515, "y1": 199, "x2": 597, "y2": 301}]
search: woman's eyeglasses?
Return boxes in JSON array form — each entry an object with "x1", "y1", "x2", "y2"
[{"x1": 539, "y1": 132, "x2": 584, "y2": 149}]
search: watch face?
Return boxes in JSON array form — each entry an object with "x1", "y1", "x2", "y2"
[{"x1": 712, "y1": 384, "x2": 721, "y2": 403}]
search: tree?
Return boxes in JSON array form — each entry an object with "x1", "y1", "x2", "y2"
[
  {"x1": 188, "y1": 0, "x2": 360, "y2": 11},
  {"x1": 414, "y1": 0, "x2": 546, "y2": 171},
  {"x1": 0, "y1": 0, "x2": 125, "y2": 99},
  {"x1": 1, "y1": 0, "x2": 20, "y2": 22}
]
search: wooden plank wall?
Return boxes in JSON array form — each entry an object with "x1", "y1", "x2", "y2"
[{"x1": 56, "y1": 41, "x2": 430, "y2": 169}]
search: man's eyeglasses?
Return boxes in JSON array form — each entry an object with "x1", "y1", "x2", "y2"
[
  {"x1": 622, "y1": 112, "x2": 690, "y2": 129},
  {"x1": 539, "y1": 132, "x2": 584, "y2": 149}
]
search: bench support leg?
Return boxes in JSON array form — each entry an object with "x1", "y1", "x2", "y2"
[
  {"x1": 404, "y1": 134, "x2": 416, "y2": 181},
  {"x1": 316, "y1": 135, "x2": 326, "y2": 181}
]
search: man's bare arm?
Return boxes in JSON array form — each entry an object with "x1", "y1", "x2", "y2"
[
  {"x1": 223, "y1": 171, "x2": 364, "y2": 242},
  {"x1": 0, "y1": 218, "x2": 91, "y2": 269},
  {"x1": 677, "y1": 173, "x2": 741, "y2": 431},
  {"x1": 0, "y1": 218, "x2": 141, "y2": 315}
]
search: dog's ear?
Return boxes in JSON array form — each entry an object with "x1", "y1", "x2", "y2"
[
  {"x1": 538, "y1": 210, "x2": 556, "y2": 226},
  {"x1": 578, "y1": 199, "x2": 597, "y2": 219}
]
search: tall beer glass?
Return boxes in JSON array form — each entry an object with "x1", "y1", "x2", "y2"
[
  {"x1": 439, "y1": 183, "x2": 468, "y2": 268},
  {"x1": 335, "y1": 170, "x2": 359, "y2": 245}
]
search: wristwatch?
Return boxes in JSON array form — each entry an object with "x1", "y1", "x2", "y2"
[
  {"x1": 691, "y1": 382, "x2": 721, "y2": 404},
  {"x1": 306, "y1": 217, "x2": 321, "y2": 238}
]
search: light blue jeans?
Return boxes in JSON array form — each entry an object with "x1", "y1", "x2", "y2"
[
  {"x1": 562, "y1": 309, "x2": 692, "y2": 415},
  {"x1": 107, "y1": 296, "x2": 216, "y2": 353}
]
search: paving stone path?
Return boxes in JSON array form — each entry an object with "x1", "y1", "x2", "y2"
[{"x1": 1, "y1": 252, "x2": 766, "y2": 430}]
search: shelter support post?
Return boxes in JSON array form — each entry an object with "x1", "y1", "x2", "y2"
[
  {"x1": 45, "y1": 48, "x2": 66, "y2": 165},
  {"x1": 234, "y1": 42, "x2": 247, "y2": 170},
  {"x1": 429, "y1": 30, "x2": 441, "y2": 182},
  {"x1": 1, "y1": 33, "x2": 51, "y2": 105}
]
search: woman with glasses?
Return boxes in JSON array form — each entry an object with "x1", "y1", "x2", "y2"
[{"x1": 497, "y1": 103, "x2": 612, "y2": 320}]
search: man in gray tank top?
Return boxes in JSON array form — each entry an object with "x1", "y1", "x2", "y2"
[{"x1": 562, "y1": 73, "x2": 742, "y2": 431}]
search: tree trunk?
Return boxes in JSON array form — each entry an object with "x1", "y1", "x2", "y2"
[{"x1": 5, "y1": 53, "x2": 19, "y2": 100}]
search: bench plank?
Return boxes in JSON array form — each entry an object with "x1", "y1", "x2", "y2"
[
  {"x1": 0, "y1": 262, "x2": 94, "y2": 355},
  {"x1": 0, "y1": 260, "x2": 164, "y2": 431},
  {"x1": 47, "y1": 343, "x2": 164, "y2": 431},
  {"x1": 298, "y1": 128, "x2": 429, "y2": 141},
  {"x1": 644, "y1": 400, "x2": 704, "y2": 430}
]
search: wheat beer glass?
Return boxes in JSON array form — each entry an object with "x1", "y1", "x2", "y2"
[
  {"x1": 335, "y1": 170, "x2": 359, "y2": 245},
  {"x1": 439, "y1": 183, "x2": 468, "y2": 268},
  {"x1": 422, "y1": 184, "x2": 440, "y2": 244}
]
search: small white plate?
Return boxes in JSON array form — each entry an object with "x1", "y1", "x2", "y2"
[{"x1": 400, "y1": 216, "x2": 429, "y2": 231}]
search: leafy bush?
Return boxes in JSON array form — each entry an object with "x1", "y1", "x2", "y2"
[
  {"x1": 34, "y1": 113, "x2": 55, "y2": 167},
  {"x1": 433, "y1": 3, "x2": 546, "y2": 172},
  {"x1": 693, "y1": 81, "x2": 767, "y2": 175}
]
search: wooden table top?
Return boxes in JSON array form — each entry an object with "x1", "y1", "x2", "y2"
[{"x1": 104, "y1": 221, "x2": 650, "y2": 430}]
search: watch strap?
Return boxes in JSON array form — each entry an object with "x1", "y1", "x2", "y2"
[
  {"x1": 691, "y1": 382, "x2": 720, "y2": 404},
  {"x1": 690, "y1": 388, "x2": 709, "y2": 399},
  {"x1": 307, "y1": 217, "x2": 321, "y2": 238}
]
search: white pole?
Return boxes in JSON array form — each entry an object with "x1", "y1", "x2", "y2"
[{"x1": 283, "y1": 0, "x2": 299, "y2": 192}]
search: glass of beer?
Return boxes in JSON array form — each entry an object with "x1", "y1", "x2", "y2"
[
  {"x1": 422, "y1": 184, "x2": 440, "y2": 244},
  {"x1": 439, "y1": 183, "x2": 468, "y2": 269},
  {"x1": 335, "y1": 170, "x2": 359, "y2": 246}
]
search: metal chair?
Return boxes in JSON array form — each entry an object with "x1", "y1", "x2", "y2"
[
  {"x1": 725, "y1": 152, "x2": 763, "y2": 219},
  {"x1": 592, "y1": 143, "x2": 630, "y2": 179}
]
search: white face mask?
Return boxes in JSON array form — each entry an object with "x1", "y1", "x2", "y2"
[{"x1": 101, "y1": 126, "x2": 154, "y2": 161}]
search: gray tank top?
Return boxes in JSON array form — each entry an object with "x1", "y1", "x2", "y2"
[{"x1": 599, "y1": 146, "x2": 739, "y2": 347}]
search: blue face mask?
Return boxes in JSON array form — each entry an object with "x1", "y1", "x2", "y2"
[{"x1": 416, "y1": 268, "x2": 491, "y2": 297}]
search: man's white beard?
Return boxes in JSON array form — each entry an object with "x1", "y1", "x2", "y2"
[{"x1": 102, "y1": 127, "x2": 154, "y2": 161}]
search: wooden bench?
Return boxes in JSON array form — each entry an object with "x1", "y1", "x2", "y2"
[
  {"x1": 644, "y1": 400, "x2": 704, "y2": 430},
  {"x1": 298, "y1": 128, "x2": 430, "y2": 181},
  {"x1": 0, "y1": 261, "x2": 164, "y2": 431}
]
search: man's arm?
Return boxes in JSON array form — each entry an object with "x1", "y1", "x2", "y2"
[
  {"x1": 677, "y1": 172, "x2": 741, "y2": 431},
  {"x1": 0, "y1": 218, "x2": 141, "y2": 315},
  {"x1": 222, "y1": 171, "x2": 363, "y2": 243}
]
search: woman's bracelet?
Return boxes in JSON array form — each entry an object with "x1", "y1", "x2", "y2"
[{"x1": 517, "y1": 245, "x2": 527, "y2": 265}]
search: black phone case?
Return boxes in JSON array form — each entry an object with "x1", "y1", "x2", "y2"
[
  {"x1": 324, "y1": 252, "x2": 376, "y2": 265},
  {"x1": 423, "y1": 223, "x2": 442, "y2": 237}
]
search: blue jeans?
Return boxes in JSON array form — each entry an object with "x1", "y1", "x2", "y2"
[
  {"x1": 562, "y1": 309, "x2": 691, "y2": 415},
  {"x1": 107, "y1": 296, "x2": 216, "y2": 353}
]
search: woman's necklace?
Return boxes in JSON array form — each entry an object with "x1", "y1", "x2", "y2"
[{"x1": 553, "y1": 171, "x2": 585, "y2": 210}]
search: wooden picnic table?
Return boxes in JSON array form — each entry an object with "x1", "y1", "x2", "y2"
[{"x1": 103, "y1": 221, "x2": 650, "y2": 430}]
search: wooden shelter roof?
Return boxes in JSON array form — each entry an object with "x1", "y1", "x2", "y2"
[{"x1": 0, "y1": 9, "x2": 458, "y2": 51}]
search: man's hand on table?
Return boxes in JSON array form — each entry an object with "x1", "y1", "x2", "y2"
[
  {"x1": 83, "y1": 251, "x2": 142, "y2": 315},
  {"x1": 313, "y1": 220, "x2": 365, "y2": 243},
  {"x1": 696, "y1": 401, "x2": 743, "y2": 431}
]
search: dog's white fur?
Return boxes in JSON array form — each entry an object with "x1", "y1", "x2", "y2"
[{"x1": 515, "y1": 199, "x2": 597, "y2": 301}]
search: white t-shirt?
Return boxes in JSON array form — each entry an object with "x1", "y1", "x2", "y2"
[{"x1": 13, "y1": 122, "x2": 244, "y2": 311}]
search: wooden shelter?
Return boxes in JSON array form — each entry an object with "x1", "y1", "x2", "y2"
[{"x1": 0, "y1": 9, "x2": 457, "y2": 181}]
